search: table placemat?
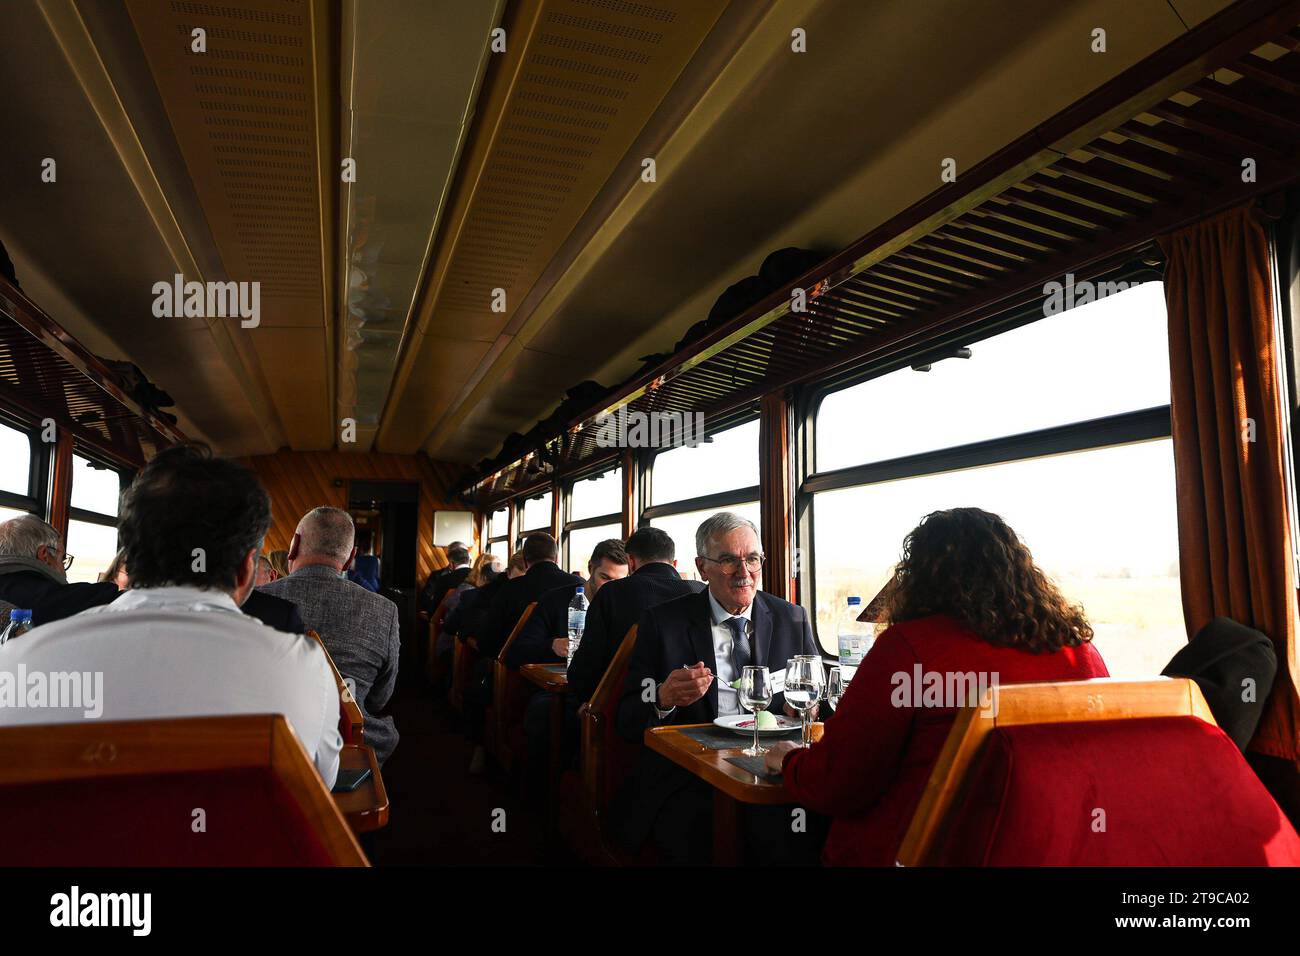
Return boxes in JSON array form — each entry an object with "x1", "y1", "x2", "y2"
[
  {"x1": 724, "y1": 754, "x2": 781, "y2": 779},
  {"x1": 677, "y1": 726, "x2": 801, "y2": 750}
]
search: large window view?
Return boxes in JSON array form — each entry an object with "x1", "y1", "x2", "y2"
[
  {"x1": 809, "y1": 281, "x2": 1184, "y2": 675},
  {"x1": 565, "y1": 466, "x2": 622, "y2": 573},
  {"x1": 520, "y1": 491, "x2": 552, "y2": 537},
  {"x1": 650, "y1": 418, "x2": 759, "y2": 504},
  {"x1": 66, "y1": 454, "x2": 122, "y2": 585},
  {"x1": 487, "y1": 506, "x2": 509, "y2": 556},
  {"x1": 646, "y1": 418, "x2": 761, "y2": 582},
  {"x1": 0, "y1": 420, "x2": 31, "y2": 499}
]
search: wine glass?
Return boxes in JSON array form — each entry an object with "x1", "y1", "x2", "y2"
[
  {"x1": 786, "y1": 656, "x2": 825, "y2": 747},
  {"x1": 738, "y1": 665, "x2": 773, "y2": 757},
  {"x1": 826, "y1": 666, "x2": 845, "y2": 712}
]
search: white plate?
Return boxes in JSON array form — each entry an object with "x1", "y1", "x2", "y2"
[{"x1": 713, "y1": 713, "x2": 801, "y2": 735}]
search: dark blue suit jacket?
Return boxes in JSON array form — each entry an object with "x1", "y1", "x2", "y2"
[{"x1": 612, "y1": 587, "x2": 818, "y2": 849}]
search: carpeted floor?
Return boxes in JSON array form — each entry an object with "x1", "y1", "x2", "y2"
[{"x1": 364, "y1": 685, "x2": 572, "y2": 866}]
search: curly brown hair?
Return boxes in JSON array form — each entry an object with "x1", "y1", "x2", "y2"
[{"x1": 883, "y1": 507, "x2": 1093, "y2": 653}]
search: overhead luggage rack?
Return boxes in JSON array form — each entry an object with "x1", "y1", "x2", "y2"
[
  {"x1": 0, "y1": 276, "x2": 186, "y2": 467},
  {"x1": 464, "y1": 0, "x2": 1300, "y2": 503}
]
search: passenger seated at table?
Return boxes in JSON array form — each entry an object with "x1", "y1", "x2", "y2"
[
  {"x1": 0, "y1": 516, "x2": 121, "y2": 626},
  {"x1": 516, "y1": 537, "x2": 627, "y2": 799},
  {"x1": 507, "y1": 537, "x2": 627, "y2": 670},
  {"x1": 765, "y1": 507, "x2": 1109, "y2": 866},
  {"x1": 465, "y1": 533, "x2": 580, "y2": 773},
  {"x1": 436, "y1": 553, "x2": 502, "y2": 657},
  {"x1": 0, "y1": 444, "x2": 343, "y2": 785},
  {"x1": 419, "y1": 540, "x2": 470, "y2": 615},
  {"x1": 566, "y1": 527, "x2": 705, "y2": 704},
  {"x1": 613, "y1": 512, "x2": 822, "y2": 864},
  {"x1": 445, "y1": 550, "x2": 522, "y2": 643}
]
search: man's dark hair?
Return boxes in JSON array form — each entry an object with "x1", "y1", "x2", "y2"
[
  {"x1": 448, "y1": 544, "x2": 471, "y2": 565},
  {"x1": 119, "y1": 443, "x2": 271, "y2": 590},
  {"x1": 625, "y1": 526, "x2": 675, "y2": 563},
  {"x1": 588, "y1": 538, "x2": 628, "y2": 571},
  {"x1": 522, "y1": 532, "x2": 558, "y2": 564}
]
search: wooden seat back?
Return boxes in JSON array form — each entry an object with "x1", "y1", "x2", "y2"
[
  {"x1": 897, "y1": 677, "x2": 1216, "y2": 866},
  {"x1": 0, "y1": 714, "x2": 367, "y2": 865},
  {"x1": 306, "y1": 629, "x2": 364, "y2": 745},
  {"x1": 425, "y1": 590, "x2": 456, "y2": 685},
  {"x1": 580, "y1": 624, "x2": 641, "y2": 816},
  {"x1": 490, "y1": 601, "x2": 537, "y2": 770}
]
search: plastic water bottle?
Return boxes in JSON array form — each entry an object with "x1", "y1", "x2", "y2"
[
  {"x1": 837, "y1": 596, "x2": 873, "y2": 681},
  {"x1": 0, "y1": 609, "x2": 33, "y2": 646},
  {"x1": 566, "y1": 586, "x2": 588, "y2": 667}
]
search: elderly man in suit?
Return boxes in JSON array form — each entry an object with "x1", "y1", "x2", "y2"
[
  {"x1": 261, "y1": 507, "x2": 401, "y2": 765},
  {"x1": 614, "y1": 512, "x2": 822, "y2": 864}
]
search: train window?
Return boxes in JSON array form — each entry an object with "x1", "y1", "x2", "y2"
[
  {"x1": 69, "y1": 454, "x2": 122, "y2": 517},
  {"x1": 569, "y1": 467, "x2": 621, "y2": 522},
  {"x1": 0, "y1": 419, "x2": 32, "y2": 498},
  {"x1": 808, "y1": 280, "x2": 1181, "y2": 673},
  {"x1": 66, "y1": 454, "x2": 123, "y2": 584},
  {"x1": 816, "y1": 282, "x2": 1171, "y2": 473},
  {"x1": 487, "y1": 507, "x2": 509, "y2": 547},
  {"x1": 0, "y1": 506, "x2": 28, "y2": 524},
  {"x1": 649, "y1": 501, "x2": 761, "y2": 582},
  {"x1": 522, "y1": 492, "x2": 553, "y2": 535},
  {"x1": 650, "y1": 419, "x2": 759, "y2": 505},
  {"x1": 566, "y1": 523, "x2": 623, "y2": 576}
]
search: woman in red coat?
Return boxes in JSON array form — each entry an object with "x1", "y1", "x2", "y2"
[{"x1": 766, "y1": 507, "x2": 1109, "y2": 866}]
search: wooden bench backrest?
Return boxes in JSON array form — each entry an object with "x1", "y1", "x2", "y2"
[
  {"x1": 491, "y1": 602, "x2": 538, "y2": 765},
  {"x1": 0, "y1": 714, "x2": 367, "y2": 865},
  {"x1": 307, "y1": 629, "x2": 365, "y2": 745},
  {"x1": 897, "y1": 676, "x2": 1216, "y2": 866},
  {"x1": 581, "y1": 624, "x2": 640, "y2": 812}
]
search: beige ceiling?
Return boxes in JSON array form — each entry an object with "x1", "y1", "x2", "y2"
[{"x1": 0, "y1": 0, "x2": 1236, "y2": 463}]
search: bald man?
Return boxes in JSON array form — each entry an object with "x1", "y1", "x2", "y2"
[{"x1": 260, "y1": 507, "x2": 402, "y2": 764}]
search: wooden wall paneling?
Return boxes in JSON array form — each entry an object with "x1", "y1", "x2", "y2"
[
  {"x1": 759, "y1": 390, "x2": 793, "y2": 602},
  {"x1": 241, "y1": 451, "x2": 463, "y2": 587},
  {"x1": 621, "y1": 449, "x2": 635, "y2": 539},
  {"x1": 47, "y1": 429, "x2": 74, "y2": 541}
]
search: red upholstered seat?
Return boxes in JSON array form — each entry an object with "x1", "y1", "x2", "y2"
[
  {"x1": 941, "y1": 716, "x2": 1300, "y2": 866},
  {"x1": 0, "y1": 768, "x2": 336, "y2": 866}
]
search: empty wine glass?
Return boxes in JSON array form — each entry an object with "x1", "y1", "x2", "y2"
[
  {"x1": 826, "y1": 666, "x2": 845, "y2": 712},
  {"x1": 786, "y1": 655, "x2": 824, "y2": 747},
  {"x1": 738, "y1": 665, "x2": 773, "y2": 757}
]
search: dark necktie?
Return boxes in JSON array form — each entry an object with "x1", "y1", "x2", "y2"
[{"x1": 726, "y1": 616, "x2": 751, "y2": 672}]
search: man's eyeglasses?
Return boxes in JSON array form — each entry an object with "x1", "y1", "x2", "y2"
[
  {"x1": 701, "y1": 553, "x2": 764, "y2": 574},
  {"x1": 60, "y1": 552, "x2": 74, "y2": 571}
]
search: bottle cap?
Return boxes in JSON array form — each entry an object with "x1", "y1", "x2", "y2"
[
  {"x1": 10, "y1": 609, "x2": 32, "y2": 621},
  {"x1": 575, "y1": 586, "x2": 584, "y2": 593},
  {"x1": 847, "y1": 596, "x2": 861, "y2": 605}
]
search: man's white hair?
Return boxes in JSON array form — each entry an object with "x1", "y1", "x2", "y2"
[
  {"x1": 297, "y1": 506, "x2": 355, "y2": 561},
  {"x1": 0, "y1": 515, "x2": 60, "y2": 558},
  {"x1": 694, "y1": 512, "x2": 760, "y2": 558}
]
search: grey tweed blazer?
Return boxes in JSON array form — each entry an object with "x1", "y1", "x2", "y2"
[{"x1": 260, "y1": 564, "x2": 400, "y2": 763}]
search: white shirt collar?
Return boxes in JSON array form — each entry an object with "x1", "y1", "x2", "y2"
[
  {"x1": 707, "y1": 589, "x2": 753, "y2": 627},
  {"x1": 92, "y1": 585, "x2": 245, "y2": 617}
]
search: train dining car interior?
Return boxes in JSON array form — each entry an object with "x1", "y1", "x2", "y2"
[{"x1": 3, "y1": 0, "x2": 1300, "y2": 936}]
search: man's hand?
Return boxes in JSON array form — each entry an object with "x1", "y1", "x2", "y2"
[
  {"x1": 657, "y1": 662, "x2": 714, "y2": 709},
  {"x1": 784, "y1": 701, "x2": 820, "y2": 720},
  {"x1": 763, "y1": 740, "x2": 798, "y2": 775},
  {"x1": 551, "y1": 638, "x2": 569, "y2": 659}
]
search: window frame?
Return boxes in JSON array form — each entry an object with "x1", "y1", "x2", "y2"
[
  {"x1": 794, "y1": 262, "x2": 1170, "y2": 647},
  {"x1": 638, "y1": 411, "x2": 761, "y2": 526},
  {"x1": 0, "y1": 411, "x2": 43, "y2": 517},
  {"x1": 563, "y1": 463, "x2": 622, "y2": 570},
  {"x1": 68, "y1": 447, "x2": 127, "y2": 529}
]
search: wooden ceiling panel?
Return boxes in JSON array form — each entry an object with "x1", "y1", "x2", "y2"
[
  {"x1": 376, "y1": 0, "x2": 731, "y2": 454},
  {"x1": 124, "y1": 0, "x2": 335, "y2": 447}
]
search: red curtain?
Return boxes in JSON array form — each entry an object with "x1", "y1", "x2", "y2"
[{"x1": 1160, "y1": 205, "x2": 1299, "y2": 761}]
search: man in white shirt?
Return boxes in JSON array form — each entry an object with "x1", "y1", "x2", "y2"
[{"x1": 0, "y1": 444, "x2": 342, "y2": 786}]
